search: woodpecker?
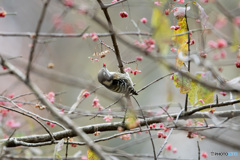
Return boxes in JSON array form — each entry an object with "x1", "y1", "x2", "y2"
[{"x1": 98, "y1": 64, "x2": 138, "y2": 95}]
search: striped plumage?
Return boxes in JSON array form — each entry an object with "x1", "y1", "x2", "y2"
[{"x1": 98, "y1": 64, "x2": 138, "y2": 95}]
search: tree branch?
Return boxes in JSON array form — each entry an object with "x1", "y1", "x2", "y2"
[{"x1": 26, "y1": 0, "x2": 51, "y2": 81}]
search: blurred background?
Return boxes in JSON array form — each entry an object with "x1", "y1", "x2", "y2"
[{"x1": 0, "y1": 0, "x2": 240, "y2": 159}]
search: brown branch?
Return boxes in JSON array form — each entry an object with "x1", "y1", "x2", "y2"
[
  {"x1": 3, "y1": 109, "x2": 240, "y2": 148},
  {"x1": 26, "y1": 0, "x2": 51, "y2": 81},
  {"x1": 137, "y1": 73, "x2": 173, "y2": 94},
  {"x1": 0, "y1": 31, "x2": 151, "y2": 38},
  {"x1": 97, "y1": 0, "x2": 124, "y2": 73}
]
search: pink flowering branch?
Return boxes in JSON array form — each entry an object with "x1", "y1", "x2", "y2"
[
  {"x1": 2, "y1": 109, "x2": 240, "y2": 148},
  {"x1": 0, "y1": 104, "x2": 56, "y2": 142},
  {"x1": 0, "y1": 56, "x2": 110, "y2": 160}
]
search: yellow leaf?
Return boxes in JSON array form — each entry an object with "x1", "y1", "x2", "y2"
[
  {"x1": 173, "y1": 73, "x2": 191, "y2": 94},
  {"x1": 188, "y1": 74, "x2": 215, "y2": 106},
  {"x1": 87, "y1": 149, "x2": 100, "y2": 160},
  {"x1": 151, "y1": 8, "x2": 171, "y2": 55},
  {"x1": 172, "y1": 17, "x2": 188, "y2": 45}
]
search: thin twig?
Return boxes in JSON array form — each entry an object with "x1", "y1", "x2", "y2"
[
  {"x1": 97, "y1": 0, "x2": 124, "y2": 73},
  {"x1": 132, "y1": 96, "x2": 157, "y2": 160},
  {"x1": 184, "y1": 4, "x2": 191, "y2": 112},
  {"x1": 137, "y1": 73, "x2": 173, "y2": 93},
  {"x1": 197, "y1": 141, "x2": 200, "y2": 160},
  {"x1": 26, "y1": 0, "x2": 51, "y2": 81}
]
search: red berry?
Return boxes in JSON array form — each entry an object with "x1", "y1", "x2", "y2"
[
  {"x1": 71, "y1": 144, "x2": 77, "y2": 147},
  {"x1": 136, "y1": 56, "x2": 143, "y2": 61},
  {"x1": 149, "y1": 124, "x2": 153, "y2": 129},
  {"x1": 141, "y1": 18, "x2": 147, "y2": 23},
  {"x1": 235, "y1": 61, "x2": 240, "y2": 68},
  {"x1": 50, "y1": 123, "x2": 56, "y2": 127},
  {"x1": 152, "y1": 123, "x2": 156, "y2": 128},
  {"x1": 219, "y1": 92, "x2": 227, "y2": 96},
  {"x1": 0, "y1": 11, "x2": 6, "y2": 17},
  {"x1": 120, "y1": 11, "x2": 128, "y2": 18},
  {"x1": 46, "y1": 121, "x2": 51, "y2": 125},
  {"x1": 164, "y1": 9, "x2": 169, "y2": 15}
]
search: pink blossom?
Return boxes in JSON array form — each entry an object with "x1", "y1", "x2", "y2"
[
  {"x1": 50, "y1": 123, "x2": 56, "y2": 127},
  {"x1": 165, "y1": 144, "x2": 172, "y2": 151},
  {"x1": 8, "y1": 93, "x2": 14, "y2": 99},
  {"x1": 17, "y1": 103, "x2": 22, "y2": 107},
  {"x1": 165, "y1": 9, "x2": 169, "y2": 15},
  {"x1": 133, "y1": 70, "x2": 141, "y2": 75},
  {"x1": 177, "y1": 0, "x2": 184, "y2": 4},
  {"x1": 201, "y1": 152, "x2": 208, "y2": 158},
  {"x1": 154, "y1": 1, "x2": 161, "y2": 6},
  {"x1": 103, "y1": 115, "x2": 113, "y2": 122},
  {"x1": 83, "y1": 91, "x2": 90, "y2": 98},
  {"x1": 124, "y1": 67, "x2": 132, "y2": 72},
  {"x1": 171, "y1": 48, "x2": 177, "y2": 52},
  {"x1": 5, "y1": 119, "x2": 21, "y2": 129},
  {"x1": 196, "y1": 19, "x2": 201, "y2": 23},
  {"x1": 199, "y1": 99, "x2": 205, "y2": 105},
  {"x1": 157, "y1": 131, "x2": 163, "y2": 138},
  {"x1": 185, "y1": 119, "x2": 193, "y2": 126},
  {"x1": 82, "y1": 33, "x2": 89, "y2": 40},
  {"x1": 92, "y1": 97, "x2": 100, "y2": 107},
  {"x1": 217, "y1": 39, "x2": 227, "y2": 48},
  {"x1": 141, "y1": 17, "x2": 147, "y2": 24},
  {"x1": 136, "y1": 56, "x2": 143, "y2": 61},
  {"x1": 159, "y1": 123, "x2": 164, "y2": 128},
  {"x1": 170, "y1": 26, "x2": 176, "y2": 30},
  {"x1": 220, "y1": 50, "x2": 226, "y2": 59},
  {"x1": 81, "y1": 156, "x2": 88, "y2": 160},
  {"x1": 197, "y1": 121, "x2": 204, "y2": 126},
  {"x1": 120, "y1": 134, "x2": 131, "y2": 140},
  {"x1": 47, "y1": 92, "x2": 55, "y2": 103},
  {"x1": 64, "y1": 0, "x2": 74, "y2": 7},
  {"x1": 173, "y1": 148, "x2": 177, "y2": 153},
  {"x1": 208, "y1": 40, "x2": 218, "y2": 48},
  {"x1": 92, "y1": 35, "x2": 98, "y2": 41},
  {"x1": 120, "y1": 11, "x2": 128, "y2": 18},
  {"x1": 219, "y1": 92, "x2": 227, "y2": 96},
  {"x1": 214, "y1": 16, "x2": 227, "y2": 28},
  {"x1": 234, "y1": 16, "x2": 240, "y2": 26}
]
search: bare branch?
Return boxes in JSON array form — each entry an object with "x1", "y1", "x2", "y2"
[
  {"x1": 26, "y1": 0, "x2": 51, "y2": 81},
  {"x1": 97, "y1": 0, "x2": 124, "y2": 73}
]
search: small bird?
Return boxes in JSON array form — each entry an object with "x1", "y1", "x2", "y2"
[{"x1": 98, "y1": 64, "x2": 138, "y2": 95}]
